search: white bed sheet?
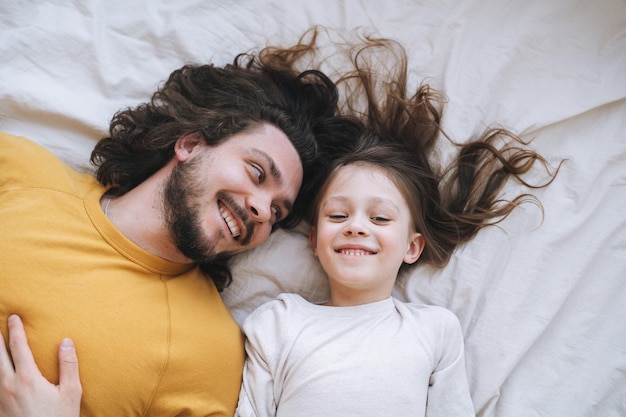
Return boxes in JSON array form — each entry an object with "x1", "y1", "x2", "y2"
[{"x1": 1, "y1": 1, "x2": 625, "y2": 416}]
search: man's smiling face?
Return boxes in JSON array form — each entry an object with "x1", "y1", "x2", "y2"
[{"x1": 164, "y1": 122, "x2": 303, "y2": 263}]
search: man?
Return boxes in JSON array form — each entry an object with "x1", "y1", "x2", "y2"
[{"x1": 0, "y1": 53, "x2": 339, "y2": 416}]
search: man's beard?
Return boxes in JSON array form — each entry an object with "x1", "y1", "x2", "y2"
[{"x1": 163, "y1": 158, "x2": 220, "y2": 264}]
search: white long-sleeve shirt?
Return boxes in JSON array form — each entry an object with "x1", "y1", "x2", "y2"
[{"x1": 235, "y1": 293, "x2": 474, "y2": 417}]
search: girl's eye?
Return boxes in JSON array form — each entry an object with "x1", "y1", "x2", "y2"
[
  {"x1": 371, "y1": 216, "x2": 390, "y2": 222},
  {"x1": 328, "y1": 214, "x2": 347, "y2": 220}
]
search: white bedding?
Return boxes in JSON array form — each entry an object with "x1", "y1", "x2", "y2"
[{"x1": 1, "y1": 1, "x2": 625, "y2": 416}]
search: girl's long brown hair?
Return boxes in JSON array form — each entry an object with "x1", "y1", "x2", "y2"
[{"x1": 262, "y1": 27, "x2": 561, "y2": 267}]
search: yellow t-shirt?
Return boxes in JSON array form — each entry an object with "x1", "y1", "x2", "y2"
[{"x1": 0, "y1": 133, "x2": 245, "y2": 416}]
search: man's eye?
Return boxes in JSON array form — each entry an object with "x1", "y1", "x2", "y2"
[
  {"x1": 252, "y1": 164, "x2": 264, "y2": 183},
  {"x1": 271, "y1": 206, "x2": 282, "y2": 221}
]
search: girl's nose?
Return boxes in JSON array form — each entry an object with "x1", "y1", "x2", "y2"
[{"x1": 343, "y1": 217, "x2": 369, "y2": 236}]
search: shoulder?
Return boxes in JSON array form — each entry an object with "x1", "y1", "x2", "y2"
[
  {"x1": 242, "y1": 293, "x2": 308, "y2": 333},
  {"x1": 394, "y1": 299, "x2": 464, "y2": 346},
  {"x1": 246, "y1": 293, "x2": 306, "y2": 317},
  {"x1": 1, "y1": 132, "x2": 59, "y2": 165},
  {"x1": 1, "y1": 131, "x2": 41, "y2": 149},
  {"x1": 397, "y1": 299, "x2": 461, "y2": 328},
  {"x1": 0, "y1": 132, "x2": 80, "y2": 188},
  {"x1": 241, "y1": 293, "x2": 311, "y2": 356}
]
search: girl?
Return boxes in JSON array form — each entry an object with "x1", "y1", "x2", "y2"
[{"x1": 235, "y1": 122, "x2": 555, "y2": 416}]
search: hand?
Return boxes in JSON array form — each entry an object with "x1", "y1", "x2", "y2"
[{"x1": 0, "y1": 315, "x2": 82, "y2": 417}]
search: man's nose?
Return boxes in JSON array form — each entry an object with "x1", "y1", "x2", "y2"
[{"x1": 247, "y1": 195, "x2": 272, "y2": 223}]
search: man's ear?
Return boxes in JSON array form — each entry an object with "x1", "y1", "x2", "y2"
[
  {"x1": 404, "y1": 232, "x2": 425, "y2": 264},
  {"x1": 174, "y1": 134, "x2": 204, "y2": 162},
  {"x1": 308, "y1": 226, "x2": 319, "y2": 257}
]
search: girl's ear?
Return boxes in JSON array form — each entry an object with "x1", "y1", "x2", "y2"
[
  {"x1": 404, "y1": 232, "x2": 425, "y2": 264},
  {"x1": 174, "y1": 134, "x2": 204, "y2": 162},
  {"x1": 308, "y1": 226, "x2": 319, "y2": 256}
]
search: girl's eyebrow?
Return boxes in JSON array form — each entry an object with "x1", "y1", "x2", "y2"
[
  {"x1": 325, "y1": 195, "x2": 398, "y2": 205},
  {"x1": 370, "y1": 197, "x2": 400, "y2": 212},
  {"x1": 323, "y1": 196, "x2": 400, "y2": 213}
]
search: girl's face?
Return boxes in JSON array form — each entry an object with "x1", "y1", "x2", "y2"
[{"x1": 309, "y1": 163, "x2": 424, "y2": 306}]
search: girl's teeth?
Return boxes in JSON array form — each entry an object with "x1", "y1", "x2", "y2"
[{"x1": 340, "y1": 249, "x2": 370, "y2": 256}]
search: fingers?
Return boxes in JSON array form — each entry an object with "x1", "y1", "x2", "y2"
[
  {"x1": 0, "y1": 316, "x2": 14, "y2": 375},
  {"x1": 0, "y1": 316, "x2": 83, "y2": 417},
  {"x1": 58, "y1": 338, "x2": 82, "y2": 401},
  {"x1": 5, "y1": 315, "x2": 39, "y2": 377}
]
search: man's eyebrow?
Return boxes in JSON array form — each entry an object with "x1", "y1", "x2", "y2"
[{"x1": 251, "y1": 148, "x2": 283, "y2": 185}]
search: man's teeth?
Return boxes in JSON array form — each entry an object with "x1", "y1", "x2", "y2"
[
  {"x1": 339, "y1": 249, "x2": 372, "y2": 256},
  {"x1": 220, "y1": 206, "x2": 240, "y2": 238}
]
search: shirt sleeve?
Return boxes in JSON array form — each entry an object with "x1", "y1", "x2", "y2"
[
  {"x1": 235, "y1": 298, "x2": 289, "y2": 417},
  {"x1": 426, "y1": 308, "x2": 476, "y2": 417}
]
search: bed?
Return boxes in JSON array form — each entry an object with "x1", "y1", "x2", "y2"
[{"x1": 1, "y1": 0, "x2": 624, "y2": 416}]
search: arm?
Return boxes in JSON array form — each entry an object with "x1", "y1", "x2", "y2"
[
  {"x1": 0, "y1": 315, "x2": 82, "y2": 417},
  {"x1": 426, "y1": 309, "x2": 476, "y2": 417},
  {"x1": 235, "y1": 340, "x2": 275, "y2": 417},
  {"x1": 235, "y1": 299, "x2": 290, "y2": 417}
]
